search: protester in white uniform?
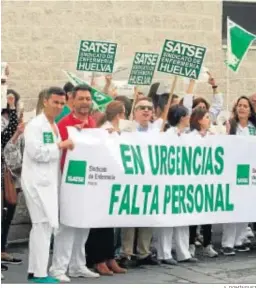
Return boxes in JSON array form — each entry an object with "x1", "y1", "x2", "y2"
[
  {"x1": 120, "y1": 98, "x2": 159, "y2": 268},
  {"x1": 221, "y1": 96, "x2": 256, "y2": 256},
  {"x1": 21, "y1": 87, "x2": 74, "y2": 284},
  {"x1": 189, "y1": 108, "x2": 218, "y2": 258},
  {"x1": 155, "y1": 105, "x2": 198, "y2": 265}
]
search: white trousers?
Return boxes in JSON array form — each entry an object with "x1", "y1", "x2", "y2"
[
  {"x1": 222, "y1": 222, "x2": 248, "y2": 248},
  {"x1": 155, "y1": 226, "x2": 191, "y2": 261},
  {"x1": 28, "y1": 222, "x2": 53, "y2": 277},
  {"x1": 49, "y1": 224, "x2": 90, "y2": 276}
]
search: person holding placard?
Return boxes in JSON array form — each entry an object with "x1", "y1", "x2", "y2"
[
  {"x1": 188, "y1": 108, "x2": 218, "y2": 258},
  {"x1": 182, "y1": 72, "x2": 223, "y2": 124},
  {"x1": 120, "y1": 97, "x2": 159, "y2": 268},
  {"x1": 86, "y1": 101, "x2": 127, "y2": 276},
  {"x1": 21, "y1": 87, "x2": 74, "y2": 284},
  {"x1": 221, "y1": 96, "x2": 256, "y2": 256},
  {"x1": 154, "y1": 105, "x2": 198, "y2": 265},
  {"x1": 50, "y1": 85, "x2": 99, "y2": 283}
]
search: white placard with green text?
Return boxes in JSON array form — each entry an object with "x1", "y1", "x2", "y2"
[
  {"x1": 60, "y1": 129, "x2": 256, "y2": 228},
  {"x1": 158, "y1": 40, "x2": 206, "y2": 79},
  {"x1": 77, "y1": 40, "x2": 117, "y2": 73}
]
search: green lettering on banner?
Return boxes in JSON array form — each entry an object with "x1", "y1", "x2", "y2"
[
  {"x1": 186, "y1": 185, "x2": 194, "y2": 213},
  {"x1": 149, "y1": 186, "x2": 159, "y2": 214},
  {"x1": 77, "y1": 40, "x2": 117, "y2": 73},
  {"x1": 142, "y1": 185, "x2": 152, "y2": 214},
  {"x1": 160, "y1": 146, "x2": 168, "y2": 175},
  {"x1": 168, "y1": 146, "x2": 176, "y2": 175},
  {"x1": 204, "y1": 184, "x2": 214, "y2": 212},
  {"x1": 107, "y1": 183, "x2": 235, "y2": 216},
  {"x1": 157, "y1": 40, "x2": 206, "y2": 79},
  {"x1": 163, "y1": 186, "x2": 171, "y2": 214},
  {"x1": 128, "y1": 52, "x2": 159, "y2": 86},
  {"x1": 118, "y1": 185, "x2": 130, "y2": 215},
  {"x1": 214, "y1": 147, "x2": 224, "y2": 175},
  {"x1": 193, "y1": 147, "x2": 202, "y2": 175},
  {"x1": 172, "y1": 185, "x2": 179, "y2": 214},
  {"x1": 120, "y1": 145, "x2": 134, "y2": 174},
  {"x1": 120, "y1": 144, "x2": 145, "y2": 175},
  {"x1": 225, "y1": 184, "x2": 234, "y2": 211},
  {"x1": 109, "y1": 184, "x2": 121, "y2": 215},
  {"x1": 204, "y1": 148, "x2": 214, "y2": 175},
  {"x1": 148, "y1": 145, "x2": 159, "y2": 175},
  {"x1": 131, "y1": 185, "x2": 140, "y2": 215},
  {"x1": 214, "y1": 184, "x2": 225, "y2": 211},
  {"x1": 195, "y1": 185, "x2": 204, "y2": 212}
]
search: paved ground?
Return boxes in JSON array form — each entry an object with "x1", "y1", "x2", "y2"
[{"x1": 2, "y1": 238, "x2": 256, "y2": 284}]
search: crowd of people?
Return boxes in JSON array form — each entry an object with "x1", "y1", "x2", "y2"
[{"x1": 1, "y1": 65, "x2": 256, "y2": 283}]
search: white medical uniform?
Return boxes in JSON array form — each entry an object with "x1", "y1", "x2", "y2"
[
  {"x1": 21, "y1": 113, "x2": 61, "y2": 277},
  {"x1": 154, "y1": 126, "x2": 191, "y2": 262},
  {"x1": 222, "y1": 123, "x2": 255, "y2": 248}
]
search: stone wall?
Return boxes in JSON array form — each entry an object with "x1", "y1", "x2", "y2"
[{"x1": 2, "y1": 0, "x2": 255, "y2": 110}]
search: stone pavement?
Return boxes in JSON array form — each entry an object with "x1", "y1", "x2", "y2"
[{"x1": 2, "y1": 241, "x2": 256, "y2": 284}]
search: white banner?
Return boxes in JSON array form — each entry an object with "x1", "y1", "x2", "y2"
[{"x1": 60, "y1": 129, "x2": 256, "y2": 228}]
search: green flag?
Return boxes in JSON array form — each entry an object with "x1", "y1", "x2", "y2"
[
  {"x1": 63, "y1": 70, "x2": 113, "y2": 111},
  {"x1": 226, "y1": 18, "x2": 256, "y2": 72}
]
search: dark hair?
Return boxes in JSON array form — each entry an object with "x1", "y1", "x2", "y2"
[
  {"x1": 151, "y1": 93, "x2": 179, "y2": 112},
  {"x1": 98, "y1": 101, "x2": 124, "y2": 127},
  {"x1": 229, "y1": 96, "x2": 256, "y2": 135},
  {"x1": 135, "y1": 96, "x2": 152, "y2": 106},
  {"x1": 190, "y1": 107, "x2": 208, "y2": 131},
  {"x1": 114, "y1": 95, "x2": 132, "y2": 119},
  {"x1": 192, "y1": 97, "x2": 210, "y2": 111},
  {"x1": 1, "y1": 89, "x2": 20, "y2": 115},
  {"x1": 63, "y1": 82, "x2": 74, "y2": 101},
  {"x1": 46, "y1": 87, "x2": 66, "y2": 99},
  {"x1": 72, "y1": 84, "x2": 92, "y2": 98},
  {"x1": 167, "y1": 105, "x2": 189, "y2": 127}
]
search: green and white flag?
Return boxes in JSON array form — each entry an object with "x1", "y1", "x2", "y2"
[
  {"x1": 63, "y1": 70, "x2": 112, "y2": 111},
  {"x1": 226, "y1": 18, "x2": 256, "y2": 72}
]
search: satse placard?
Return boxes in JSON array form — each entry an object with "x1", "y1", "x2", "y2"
[
  {"x1": 128, "y1": 52, "x2": 159, "y2": 85},
  {"x1": 157, "y1": 40, "x2": 206, "y2": 80},
  {"x1": 77, "y1": 40, "x2": 117, "y2": 73}
]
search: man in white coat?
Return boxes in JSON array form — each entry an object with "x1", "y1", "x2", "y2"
[{"x1": 21, "y1": 87, "x2": 74, "y2": 284}]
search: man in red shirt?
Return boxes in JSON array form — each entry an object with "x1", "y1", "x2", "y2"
[
  {"x1": 57, "y1": 85, "x2": 96, "y2": 171},
  {"x1": 50, "y1": 85, "x2": 99, "y2": 283}
]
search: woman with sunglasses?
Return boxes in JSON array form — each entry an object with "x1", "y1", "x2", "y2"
[
  {"x1": 221, "y1": 96, "x2": 256, "y2": 256},
  {"x1": 155, "y1": 105, "x2": 198, "y2": 265}
]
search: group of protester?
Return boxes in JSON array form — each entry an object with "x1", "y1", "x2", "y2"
[{"x1": 1, "y1": 64, "x2": 256, "y2": 283}]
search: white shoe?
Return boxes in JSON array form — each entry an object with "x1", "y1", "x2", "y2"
[
  {"x1": 53, "y1": 274, "x2": 71, "y2": 283},
  {"x1": 246, "y1": 227, "x2": 254, "y2": 238},
  {"x1": 203, "y1": 245, "x2": 218, "y2": 258},
  {"x1": 69, "y1": 267, "x2": 100, "y2": 278},
  {"x1": 1, "y1": 273, "x2": 4, "y2": 280},
  {"x1": 189, "y1": 244, "x2": 196, "y2": 257}
]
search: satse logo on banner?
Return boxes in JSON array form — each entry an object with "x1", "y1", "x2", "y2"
[
  {"x1": 236, "y1": 164, "x2": 250, "y2": 185},
  {"x1": 66, "y1": 160, "x2": 87, "y2": 185}
]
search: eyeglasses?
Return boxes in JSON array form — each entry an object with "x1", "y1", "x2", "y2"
[{"x1": 137, "y1": 105, "x2": 153, "y2": 111}]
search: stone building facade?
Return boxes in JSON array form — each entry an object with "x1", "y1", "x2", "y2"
[{"x1": 1, "y1": 0, "x2": 256, "y2": 241}]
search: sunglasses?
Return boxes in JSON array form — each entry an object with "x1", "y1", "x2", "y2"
[{"x1": 137, "y1": 105, "x2": 153, "y2": 111}]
